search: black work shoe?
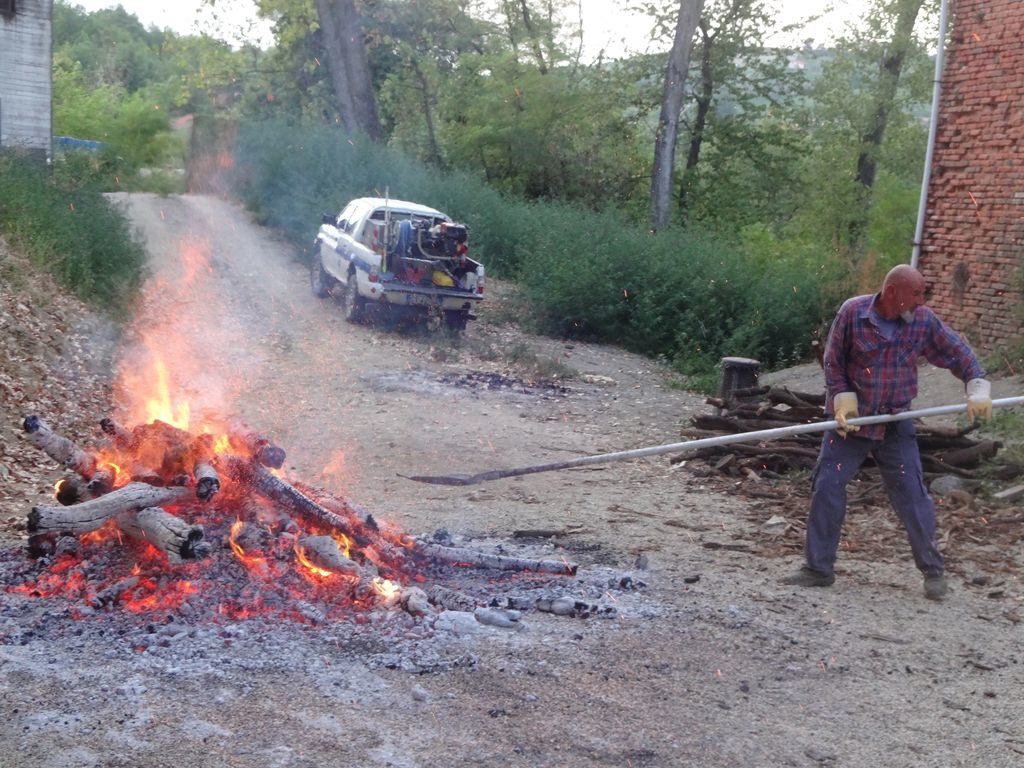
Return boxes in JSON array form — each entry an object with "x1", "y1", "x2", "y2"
[
  {"x1": 782, "y1": 566, "x2": 835, "y2": 588},
  {"x1": 924, "y1": 574, "x2": 948, "y2": 601}
]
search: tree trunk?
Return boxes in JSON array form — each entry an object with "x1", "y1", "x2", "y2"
[
  {"x1": 679, "y1": 20, "x2": 714, "y2": 217},
  {"x1": 411, "y1": 59, "x2": 445, "y2": 168},
  {"x1": 315, "y1": 0, "x2": 382, "y2": 141},
  {"x1": 518, "y1": 0, "x2": 549, "y2": 74},
  {"x1": 848, "y1": 0, "x2": 926, "y2": 246},
  {"x1": 650, "y1": 0, "x2": 705, "y2": 231}
]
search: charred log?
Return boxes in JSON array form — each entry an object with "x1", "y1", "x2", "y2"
[
  {"x1": 99, "y1": 417, "x2": 134, "y2": 448},
  {"x1": 296, "y1": 534, "x2": 364, "y2": 577},
  {"x1": 89, "y1": 575, "x2": 140, "y2": 609},
  {"x1": 86, "y1": 465, "x2": 116, "y2": 495},
  {"x1": 227, "y1": 419, "x2": 286, "y2": 468},
  {"x1": 29, "y1": 482, "x2": 191, "y2": 538},
  {"x1": 427, "y1": 584, "x2": 479, "y2": 612},
  {"x1": 417, "y1": 542, "x2": 577, "y2": 575},
  {"x1": 23, "y1": 415, "x2": 97, "y2": 479},
  {"x1": 116, "y1": 506, "x2": 209, "y2": 564},
  {"x1": 219, "y1": 455, "x2": 372, "y2": 549},
  {"x1": 100, "y1": 418, "x2": 160, "y2": 483},
  {"x1": 55, "y1": 476, "x2": 87, "y2": 506},
  {"x1": 188, "y1": 433, "x2": 221, "y2": 501}
]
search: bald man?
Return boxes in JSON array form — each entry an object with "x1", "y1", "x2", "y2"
[{"x1": 783, "y1": 264, "x2": 992, "y2": 600}]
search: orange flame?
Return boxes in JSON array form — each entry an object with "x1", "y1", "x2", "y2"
[{"x1": 294, "y1": 542, "x2": 333, "y2": 578}]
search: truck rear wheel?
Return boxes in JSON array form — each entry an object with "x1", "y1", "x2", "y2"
[
  {"x1": 443, "y1": 310, "x2": 468, "y2": 336},
  {"x1": 310, "y1": 254, "x2": 331, "y2": 298},
  {"x1": 343, "y1": 274, "x2": 365, "y2": 323}
]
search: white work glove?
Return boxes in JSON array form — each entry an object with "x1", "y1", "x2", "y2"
[
  {"x1": 966, "y1": 378, "x2": 993, "y2": 422},
  {"x1": 833, "y1": 392, "x2": 860, "y2": 437}
]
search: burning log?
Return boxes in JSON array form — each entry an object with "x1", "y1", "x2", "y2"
[
  {"x1": 227, "y1": 419, "x2": 286, "y2": 468},
  {"x1": 99, "y1": 416, "x2": 133, "y2": 446},
  {"x1": 23, "y1": 415, "x2": 97, "y2": 479},
  {"x1": 188, "y1": 433, "x2": 221, "y2": 501},
  {"x1": 86, "y1": 465, "x2": 116, "y2": 495},
  {"x1": 116, "y1": 506, "x2": 209, "y2": 564},
  {"x1": 55, "y1": 476, "x2": 87, "y2": 506},
  {"x1": 89, "y1": 575, "x2": 140, "y2": 609},
  {"x1": 100, "y1": 417, "x2": 162, "y2": 484},
  {"x1": 295, "y1": 535, "x2": 364, "y2": 578},
  {"x1": 417, "y1": 542, "x2": 578, "y2": 575},
  {"x1": 219, "y1": 455, "x2": 377, "y2": 550},
  {"x1": 29, "y1": 482, "x2": 190, "y2": 539}
]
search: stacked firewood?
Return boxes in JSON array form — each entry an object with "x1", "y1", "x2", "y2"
[{"x1": 673, "y1": 385, "x2": 1020, "y2": 483}]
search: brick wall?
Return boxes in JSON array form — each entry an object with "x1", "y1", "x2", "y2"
[{"x1": 919, "y1": 0, "x2": 1023, "y2": 349}]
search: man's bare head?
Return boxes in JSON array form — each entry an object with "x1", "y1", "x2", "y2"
[{"x1": 878, "y1": 264, "x2": 926, "y2": 321}]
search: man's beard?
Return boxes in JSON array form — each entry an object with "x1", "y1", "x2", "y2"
[{"x1": 901, "y1": 310, "x2": 915, "y2": 322}]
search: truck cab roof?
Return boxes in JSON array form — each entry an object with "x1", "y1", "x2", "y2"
[{"x1": 340, "y1": 197, "x2": 448, "y2": 220}]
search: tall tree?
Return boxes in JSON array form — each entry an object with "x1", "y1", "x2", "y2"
[
  {"x1": 314, "y1": 0, "x2": 382, "y2": 140},
  {"x1": 649, "y1": 0, "x2": 704, "y2": 231},
  {"x1": 848, "y1": 0, "x2": 928, "y2": 247},
  {"x1": 675, "y1": 0, "x2": 792, "y2": 217}
]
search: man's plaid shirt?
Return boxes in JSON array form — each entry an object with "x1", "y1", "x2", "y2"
[{"x1": 823, "y1": 294, "x2": 985, "y2": 440}]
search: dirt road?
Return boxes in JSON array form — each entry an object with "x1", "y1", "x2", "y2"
[{"x1": 1, "y1": 193, "x2": 1022, "y2": 768}]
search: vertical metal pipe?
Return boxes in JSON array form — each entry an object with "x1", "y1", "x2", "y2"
[{"x1": 911, "y1": 0, "x2": 951, "y2": 269}]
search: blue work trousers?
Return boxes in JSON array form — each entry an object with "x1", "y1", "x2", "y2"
[{"x1": 805, "y1": 419, "x2": 943, "y2": 577}]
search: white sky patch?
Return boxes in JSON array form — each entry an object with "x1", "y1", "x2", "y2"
[{"x1": 67, "y1": 0, "x2": 873, "y2": 56}]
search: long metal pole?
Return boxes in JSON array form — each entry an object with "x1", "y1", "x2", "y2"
[{"x1": 404, "y1": 396, "x2": 1024, "y2": 485}]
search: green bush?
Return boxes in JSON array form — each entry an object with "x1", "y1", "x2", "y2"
[{"x1": 0, "y1": 153, "x2": 147, "y2": 314}]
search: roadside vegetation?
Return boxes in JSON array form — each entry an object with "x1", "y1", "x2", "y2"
[{"x1": 0, "y1": 154, "x2": 146, "y2": 316}]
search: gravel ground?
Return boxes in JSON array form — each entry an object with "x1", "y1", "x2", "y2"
[{"x1": 1, "y1": 194, "x2": 1022, "y2": 768}]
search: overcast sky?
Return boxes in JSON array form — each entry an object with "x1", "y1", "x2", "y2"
[{"x1": 66, "y1": 1, "x2": 877, "y2": 56}]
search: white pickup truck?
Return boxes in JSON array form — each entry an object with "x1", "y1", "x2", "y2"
[{"x1": 311, "y1": 197, "x2": 484, "y2": 332}]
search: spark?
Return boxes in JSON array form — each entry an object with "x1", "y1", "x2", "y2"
[
  {"x1": 69, "y1": 202, "x2": 75, "y2": 212},
  {"x1": 968, "y1": 191, "x2": 979, "y2": 207}
]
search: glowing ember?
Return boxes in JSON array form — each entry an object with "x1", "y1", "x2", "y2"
[{"x1": 373, "y1": 577, "x2": 401, "y2": 601}]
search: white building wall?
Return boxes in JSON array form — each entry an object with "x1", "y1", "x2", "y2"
[{"x1": 0, "y1": 0, "x2": 53, "y2": 158}]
